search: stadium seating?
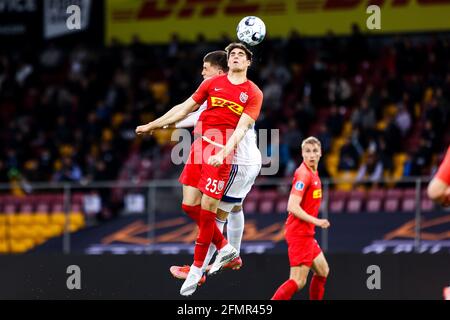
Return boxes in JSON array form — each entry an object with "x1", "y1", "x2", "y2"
[
  {"x1": 346, "y1": 190, "x2": 365, "y2": 213},
  {"x1": 0, "y1": 193, "x2": 86, "y2": 254},
  {"x1": 329, "y1": 190, "x2": 347, "y2": 213},
  {"x1": 366, "y1": 189, "x2": 385, "y2": 213}
]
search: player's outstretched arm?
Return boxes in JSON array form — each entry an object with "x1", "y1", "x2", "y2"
[
  {"x1": 135, "y1": 98, "x2": 199, "y2": 135},
  {"x1": 208, "y1": 113, "x2": 254, "y2": 167},
  {"x1": 427, "y1": 178, "x2": 450, "y2": 207},
  {"x1": 175, "y1": 104, "x2": 207, "y2": 129},
  {"x1": 287, "y1": 194, "x2": 330, "y2": 228}
]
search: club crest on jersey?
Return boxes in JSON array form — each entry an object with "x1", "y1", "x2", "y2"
[
  {"x1": 239, "y1": 92, "x2": 248, "y2": 103},
  {"x1": 217, "y1": 180, "x2": 225, "y2": 192},
  {"x1": 295, "y1": 181, "x2": 304, "y2": 191}
]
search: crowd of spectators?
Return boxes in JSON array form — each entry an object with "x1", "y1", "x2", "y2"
[{"x1": 0, "y1": 28, "x2": 449, "y2": 188}]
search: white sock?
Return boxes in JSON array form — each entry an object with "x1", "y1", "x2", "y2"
[
  {"x1": 227, "y1": 210, "x2": 244, "y2": 255},
  {"x1": 201, "y1": 218, "x2": 225, "y2": 273}
]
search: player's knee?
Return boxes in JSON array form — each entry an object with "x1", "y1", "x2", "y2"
[
  {"x1": 216, "y1": 208, "x2": 229, "y2": 220},
  {"x1": 201, "y1": 196, "x2": 219, "y2": 212},
  {"x1": 231, "y1": 205, "x2": 242, "y2": 213},
  {"x1": 291, "y1": 276, "x2": 307, "y2": 290},
  {"x1": 294, "y1": 278, "x2": 307, "y2": 290},
  {"x1": 319, "y1": 266, "x2": 330, "y2": 278}
]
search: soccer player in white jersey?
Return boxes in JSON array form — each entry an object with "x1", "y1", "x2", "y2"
[{"x1": 168, "y1": 50, "x2": 262, "y2": 284}]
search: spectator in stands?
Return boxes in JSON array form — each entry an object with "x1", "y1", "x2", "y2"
[
  {"x1": 316, "y1": 124, "x2": 331, "y2": 154},
  {"x1": 262, "y1": 74, "x2": 283, "y2": 110},
  {"x1": 338, "y1": 138, "x2": 360, "y2": 170},
  {"x1": 52, "y1": 157, "x2": 82, "y2": 182},
  {"x1": 408, "y1": 138, "x2": 433, "y2": 176},
  {"x1": 354, "y1": 152, "x2": 384, "y2": 189},
  {"x1": 0, "y1": 33, "x2": 448, "y2": 187},
  {"x1": 327, "y1": 105, "x2": 344, "y2": 137},
  {"x1": 351, "y1": 98, "x2": 376, "y2": 148},
  {"x1": 395, "y1": 103, "x2": 412, "y2": 137}
]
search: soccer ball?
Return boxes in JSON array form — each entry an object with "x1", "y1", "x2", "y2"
[{"x1": 236, "y1": 16, "x2": 266, "y2": 46}]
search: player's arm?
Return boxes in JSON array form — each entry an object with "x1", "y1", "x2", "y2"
[
  {"x1": 287, "y1": 194, "x2": 330, "y2": 228},
  {"x1": 427, "y1": 178, "x2": 450, "y2": 207},
  {"x1": 135, "y1": 97, "x2": 199, "y2": 135},
  {"x1": 175, "y1": 104, "x2": 207, "y2": 129},
  {"x1": 208, "y1": 113, "x2": 254, "y2": 167},
  {"x1": 427, "y1": 148, "x2": 450, "y2": 207}
]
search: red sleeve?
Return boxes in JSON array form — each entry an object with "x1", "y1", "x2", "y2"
[
  {"x1": 290, "y1": 168, "x2": 311, "y2": 198},
  {"x1": 243, "y1": 84, "x2": 263, "y2": 121},
  {"x1": 191, "y1": 77, "x2": 213, "y2": 105},
  {"x1": 436, "y1": 147, "x2": 450, "y2": 185}
]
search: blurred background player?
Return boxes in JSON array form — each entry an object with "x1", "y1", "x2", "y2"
[
  {"x1": 271, "y1": 137, "x2": 330, "y2": 300},
  {"x1": 427, "y1": 146, "x2": 450, "y2": 207},
  {"x1": 136, "y1": 43, "x2": 263, "y2": 296},
  {"x1": 169, "y1": 50, "x2": 262, "y2": 282}
]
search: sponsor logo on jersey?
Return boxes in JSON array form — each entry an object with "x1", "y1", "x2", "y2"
[
  {"x1": 211, "y1": 97, "x2": 244, "y2": 115},
  {"x1": 313, "y1": 189, "x2": 322, "y2": 199},
  {"x1": 240, "y1": 92, "x2": 248, "y2": 103},
  {"x1": 295, "y1": 181, "x2": 304, "y2": 191}
]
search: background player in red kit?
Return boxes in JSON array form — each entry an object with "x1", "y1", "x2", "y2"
[
  {"x1": 427, "y1": 146, "x2": 450, "y2": 207},
  {"x1": 136, "y1": 43, "x2": 263, "y2": 296},
  {"x1": 271, "y1": 137, "x2": 330, "y2": 300}
]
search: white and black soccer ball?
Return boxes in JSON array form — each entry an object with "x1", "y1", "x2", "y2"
[{"x1": 236, "y1": 16, "x2": 266, "y2": 46}]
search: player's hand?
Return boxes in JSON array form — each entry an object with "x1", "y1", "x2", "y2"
[
  {"x1": 135, "y1": 123, "x2": 155, "y2": 136},
  {"x1": 208, "y1": 153, "x2": 224, "y2": 167},
  {"x1": 441, "y1": 188, "x2": 450, "y2": 207},
  {"x1": 316, "y1": 219, "x2": 330, "y2": 229}
]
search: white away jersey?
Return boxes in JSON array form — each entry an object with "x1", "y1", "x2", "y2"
[{"x1": 176, "y1": 102, "x2": 262, "y2": 166}]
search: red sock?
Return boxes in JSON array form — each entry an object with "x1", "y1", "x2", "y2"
[
  {"x1": 271, "y1": 279, "x2": 298, "y2": 300},
  {"x1": 181, "y1": 204, "x2": 201, "y2": 225},
  {"x1": 212, "y1": 223, "x2": 227, "y2": 250},
  {"x1": 309, "y1": 275, "x2": 327, "y2": 300},
  {"x1": 193, "y1": 209, "x2": 226, "y2": 267},
  {"x1": 182, "y1": 204, "x2": 227, "y2": 249}
]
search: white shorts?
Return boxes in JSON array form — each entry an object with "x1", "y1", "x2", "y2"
[{"x1": 218, "y1": 164, "x2": 261, "y2": 210}]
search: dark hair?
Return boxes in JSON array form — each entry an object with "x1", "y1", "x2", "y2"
[
  {"x1": 225, "y1": 42, "x2": 253, "y2": 62},
  {"x1": 203, "y1": 50, "x2": 229, "y2": 72}
]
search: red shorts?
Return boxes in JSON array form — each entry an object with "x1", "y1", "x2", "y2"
[
  {"x1": 179, "y1": 138, "x2": 232, "y2": 199},
  {"x1": 285, "y1": 235, "x2": 322, "y2": 267}
]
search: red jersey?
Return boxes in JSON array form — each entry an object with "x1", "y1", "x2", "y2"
[
  {"x1": 436, "y1": 146, "x2": 450, "y2": 185},
  {"x1": 286, "y1": 162, "x2": 322, "y2": 236},
  {"x1": 191, "y1": 74, "x2": 263, "y2": 144}
]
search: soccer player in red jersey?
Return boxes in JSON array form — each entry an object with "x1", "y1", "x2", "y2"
[
  {"x1": 136, "y1": 43, "x2": 263, "y2": 296},
  {"x1": 271, "y1": 137, "x2": 330, "y2": 300},
  {"x1": 428, "y1": 146, "x2": 450, "y2": 207}
]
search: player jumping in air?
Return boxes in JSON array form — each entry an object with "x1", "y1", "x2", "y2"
[
  {"x1": 427, "y1": 146, "x2": 450, "y2": 207},
  {"x1": 271, "y1": 137, "x2": 330, "y2": 300},
  {"x1": 136, "y1": 43, "x2": 263, "y2": 296},
  {"x1": 168, "y1": 50, "x2": 262, "y2": 284}
]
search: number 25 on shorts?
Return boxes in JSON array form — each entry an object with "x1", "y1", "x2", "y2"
[{"x1": 205, "y1": 178, "x2": 224, "y2": 195}]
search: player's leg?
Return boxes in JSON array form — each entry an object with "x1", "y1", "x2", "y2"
[
  {"x1": 181, "y1": 185, "x2": 203, "y2": 224},
  {"x1": 180, "y1": 193, "x2": 235, "y2": 295},
  {"x1": 227, "y1": 204, "x2": 244, "y2": 257},
  {"x1": 179, "y1": 138, "x2": 203, "y2": 224},
  {"x1": 200, "y1": 194, "x2": 237, "y2": 275},
  {"x1": 309, "y1": 252, "x2": 329, "y2": 300},
  {"x1": 222, "y1": 164, "x2": 261, "y2": 269},
  {"x1": 200, "y1": 207, "x2": 228, "y2": 274},
  {"x1": 272, "y1": 235, "x2": 315, "y2": 300},
  {"x1": 271, "y1": 265, "x2": 310, "y2": 300}
]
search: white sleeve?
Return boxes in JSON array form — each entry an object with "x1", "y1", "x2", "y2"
[{"x1": 175, "y1": 103, "x2": 207, "y2": 128}]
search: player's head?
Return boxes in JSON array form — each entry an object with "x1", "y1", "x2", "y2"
[
  {"x1": 225, "y1": 42, "x2": 252, "y2": 72},
  {"x1": 301, "y1": 137, "x2": 322, "y2": 169},
  {"x1": 202, "y1": 50, "x2": 228, "y2": 80}
]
